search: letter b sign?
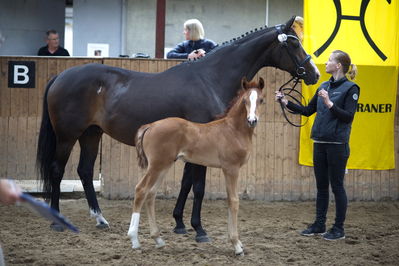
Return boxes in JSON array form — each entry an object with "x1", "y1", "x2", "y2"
[{"x1": 8, "y1": 61, "x2": 35, "y2": 88}]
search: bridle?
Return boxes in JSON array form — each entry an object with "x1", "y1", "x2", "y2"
[
  {"x1": 275, "y1": 24, "x2": 311, "y2": 127},
  {"x1": 275, "y1": 24, "x2": 312, "y2": 79}
]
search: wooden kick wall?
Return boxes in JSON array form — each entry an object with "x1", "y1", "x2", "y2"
[{"x1": 0, "y1": 56, "x2": 398, "y2": 201}]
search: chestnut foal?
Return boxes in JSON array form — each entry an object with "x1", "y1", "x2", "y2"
[{"x1": 128, "y1": 77, "x2": 265, "y2": 255}]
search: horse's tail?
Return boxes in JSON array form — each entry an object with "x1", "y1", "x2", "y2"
[
  {"x1": 36, "y1": 76, "x2": 57, "y2": 200},
  {"x1": 135, "y1": 125, "x2": 151, "y2": 169}
]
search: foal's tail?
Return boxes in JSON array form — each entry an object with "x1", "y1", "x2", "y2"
[
  {"x1": 135, "y1": 125, "x2": 151, "y2": 169},
  {"x1": 36, "y1": 76, "x2": 58, "y2": 200}
]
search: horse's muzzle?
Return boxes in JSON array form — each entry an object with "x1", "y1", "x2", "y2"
[{"x1": 247, "y1": 118, "x2": 258, "y2": 128}]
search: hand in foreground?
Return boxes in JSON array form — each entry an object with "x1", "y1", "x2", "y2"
[{"x1": 0, "y1": 179, "x2": 22, "y2": 205}]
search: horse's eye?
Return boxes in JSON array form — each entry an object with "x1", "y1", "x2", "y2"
[{"x1": 259, "y1": 99, "x2": 264, "y2": 104}]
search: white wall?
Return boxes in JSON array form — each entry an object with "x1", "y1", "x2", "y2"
[{"x1": 73, "y1": 0, "x2": 123, "y2": 57}]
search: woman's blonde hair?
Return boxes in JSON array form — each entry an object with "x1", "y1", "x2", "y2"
[
  {"x1": 332, "y1": 50, "x2": 358, "y2": 80},
  {"x1": 184, "y1": 19, "x2": 204, "y2": 41}
]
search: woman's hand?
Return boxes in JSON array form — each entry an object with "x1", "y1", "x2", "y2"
[
  {"x1": 318, "y1": 89, "x2": 334, "y2": 108},
  {"x1": 188, "y1": 49, "x2": 206, "y2": 60},
  {"x1": 275, "y1": 91, "x2": 288, "y2": 105}
]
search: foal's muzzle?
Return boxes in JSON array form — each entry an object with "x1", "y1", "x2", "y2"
[{"x1": 247, "y1": 118, "x2": 258, "y2": 128}]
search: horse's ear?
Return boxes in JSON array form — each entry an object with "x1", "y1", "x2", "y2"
[
  {"x1": 258, "y1": 77, "x2": 265, "y2": 90},
  {"x1": 292, "y1": 16, "x2": 304, "y2": 42},
  {"x1": 284, "y1": 16, "x2": 296, "y2": 33},
  {"x1": 241, "y1": 77, "x2": 249, "y2": 90}
]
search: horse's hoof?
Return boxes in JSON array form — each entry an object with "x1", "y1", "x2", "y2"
[
  {"x1": 195, "y1": 234, "x2": 211, "y2": 243},
  {"x1": 96, "y1": 222, "x2": 110, "y2": 229},
  {"x1": 155, "y1": 238, "x2": 166, "y2": 249},
  {"x1": 235, "y1": 251, "x2": 245, "y2": 257},
  {"x1": 132, "y1": 244, "x2": 141, "y2": 249},
  {"x1": 50, "y1": 223, "x2": 64, "y2": 232},
  {"x1": 173, "y1": 227, "x2": 187, "y2": 234}
]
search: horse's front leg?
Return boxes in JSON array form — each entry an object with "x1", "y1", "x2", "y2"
[
  {"x1": 190, "y1": 164, "x2": 210, "y2": 242},
  {"x1": 223, "y1": 167, "x2": 243, "y2": 256},
  {"x1": 172, "y1": 163, "x2": 194, "y2": 234}
]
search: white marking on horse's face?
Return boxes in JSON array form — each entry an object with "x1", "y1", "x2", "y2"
[
  {"x1": 310, "y1": 59, "x2": 321, "y2": 79},
  {"x1": 248, "y1": 90, "x2": 258, "y2": 125}
]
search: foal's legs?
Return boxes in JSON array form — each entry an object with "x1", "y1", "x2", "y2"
[
  {"x1": 49, "y1": 138, "x2": 76, "y2": 231},
  {"x1": 145, "y1": 170, "x2": 168, "y2": 248},
  {"x1": 222, "y1": 167, "x2": 243, "y2": 255},
  {"x1": 128, "y1": 167, "x2": 168, "y2": 249},
  {"x1": 173, "y1": 163, "x2": 209, "y2": 242},
  {"x1": 77, "y1": 126, "x2": 109, "y2": 228}
]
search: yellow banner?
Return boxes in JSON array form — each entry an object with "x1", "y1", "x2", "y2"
[
  {"x1": 301, "y1": 0, "x2": 399, "y2": 170},
  {"x1": 304, "y1": 0, "x2": 399, "y2": 66}
]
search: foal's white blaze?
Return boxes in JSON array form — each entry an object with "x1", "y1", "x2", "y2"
[
  {"x1": 128, "y1": 212, "x2": 141, "y2": 248},
  {"x1": 248, "y1": 90, "x2": 258, "y2": 123}
]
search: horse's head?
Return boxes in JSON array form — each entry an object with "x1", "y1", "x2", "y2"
[
  {"x1": 241, "y1": 77, "x2": 265, "y2": 128},
  {"x1": 269, "y1": 16, "x2": 320, "y2": 85}
]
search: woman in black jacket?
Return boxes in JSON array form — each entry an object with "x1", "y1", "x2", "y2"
[
  {"x1": 276, "y1": 50, "x2": 359, "y2": 241},
  {"x1": 167, "y1": 19, "x2": 217, "y2": 60}
]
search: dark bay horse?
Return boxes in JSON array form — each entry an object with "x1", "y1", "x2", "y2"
[
  {"x1": 36, "y1": 16, "x2": 320, "y2": 240},
  {"x1": 129, "y1": 78, "x2": 265, "y2": 255}
]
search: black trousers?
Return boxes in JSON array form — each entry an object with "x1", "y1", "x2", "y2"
[{"x1": 313, "y1": 142, "x2": 349, "y2": 230}]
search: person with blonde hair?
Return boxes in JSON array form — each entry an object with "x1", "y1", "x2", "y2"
[
  {"x1": 276, "y1": 50, "x2": 359, "y2": 241},
  {"x1": 167, "y1": 19, "x2": 217, "y2": 60}
]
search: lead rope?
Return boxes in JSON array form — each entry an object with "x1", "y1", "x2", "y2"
[{"x1": 277, "y1": 77, "x2": 309, "y2": 127}]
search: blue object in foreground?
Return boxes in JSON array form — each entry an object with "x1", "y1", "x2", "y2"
[{"x1": 20, "y1": 193, "x2": 79, "y2": 233}]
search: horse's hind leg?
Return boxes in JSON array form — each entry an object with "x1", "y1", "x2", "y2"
[
  {"x1": 77, "y1": 126, "x2": 109, "y2": 228},
  {"x1": 128, "y1": 167, "x2": 163, "y2": 249},
  {"x1": 145, "y1": 169, "x2": 169, "y2": 248},
  {"x1": 127, "y1": 166, "x2": 169, "y2": 249},
  {"x1": 50, "y1": 139, "x2": 76, "y2": 231}
]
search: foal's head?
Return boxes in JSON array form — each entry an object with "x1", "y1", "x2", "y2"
[{"x1": 241, "y1": 77, "x2": 265, "y2": 128}]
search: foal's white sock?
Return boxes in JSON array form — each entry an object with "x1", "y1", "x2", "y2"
[{"x1": 128, "y1": 213, "x2": 141, "y2": 248}]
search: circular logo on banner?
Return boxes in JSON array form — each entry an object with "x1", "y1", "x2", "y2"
[{"x1": 353, "y1": 94, "x2": 358, "y2": 100}]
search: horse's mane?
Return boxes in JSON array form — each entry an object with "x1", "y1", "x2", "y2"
[
  {"x1": 179, "y1": 25, "x2": 271, "y2": 65},
  {"x1": 178, "y1": 16, "x2": 303, "y2": 65},
  {"x1": 214, "y1": 80, "x2": 260, "y2": 120}
]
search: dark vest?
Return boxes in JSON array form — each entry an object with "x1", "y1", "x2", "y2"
[{"x1": 311, "y1": 78, "x2": 357, "y2": 143}]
